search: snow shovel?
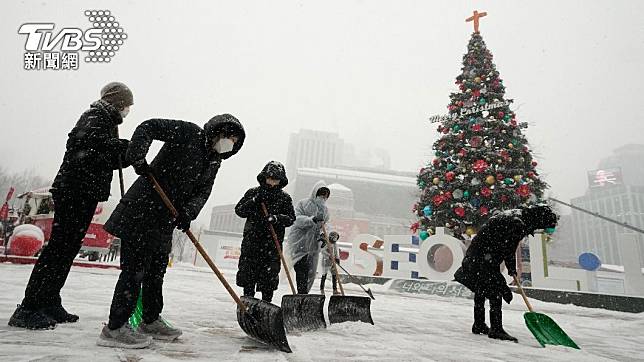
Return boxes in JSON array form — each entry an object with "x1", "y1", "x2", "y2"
[
  {"x1": 336, "y1": 263, "x2": 375, "y2": 300},
  {"x1": 148, "y1": 173, "x2": 292, "y2": 353},
  {"x1": 513, "y1": 276, "x2": 579, "y2": 349},
  {"x1": 323, "y1": 226, "x2": 374, "y2": 325},
  {"x1": 260, "y1": 203, "x2": 326, "y2": 333}
]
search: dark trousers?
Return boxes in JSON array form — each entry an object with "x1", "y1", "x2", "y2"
[
  {"x1": 320, "y1": 273, "x2": 337, "y2": 291},
  {"x1": 107, "y1": 233, "x2": 171, "y2": 330},
  {"x1": 22, "y1": 193, "x2": 97, "y2": 310},
  {"x1": 243, "y1": 285, "x2": 274, "y2": 303},
  {"x1": 473, "y1": 293, "x2": 503, "y2": 329},
  {"x1": 293, "y1": 255, "x2": 310, "y2": 294}
]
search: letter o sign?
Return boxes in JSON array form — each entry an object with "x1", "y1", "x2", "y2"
[{"x1": 418, "y1": 228, "x2": 466, "y2": 281}]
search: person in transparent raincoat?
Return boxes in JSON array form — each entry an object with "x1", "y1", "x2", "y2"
[{"x1": 284, "y1": 181, "x2": 330, "y2": 294}]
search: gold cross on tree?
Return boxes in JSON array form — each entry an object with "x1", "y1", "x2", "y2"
[{"x1": 466, "y1": 10, "x2": 487, "y2": 33}]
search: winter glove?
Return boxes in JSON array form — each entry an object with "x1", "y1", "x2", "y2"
[
  {"x1": 508, "y1": 270, "x2": 518, "y2": 277},
  {"x1": 132, "y1": 159, "x2": 151, "y2": 176},
  {"x1": 253, "y1": 188, "x2": 268, "y2": 204},
  {"x1": 174, "y1": 209, "x2": 192, "y2": 232},
  {"x1": 320, "y1": 238, "x2": 327, "y2": 249},
  {"x1": 107, "y1": 138, "x2": 130, "y2": 152},
  {"x1": 312, "y1": 215, "x2": 324, "y2": 224},
  {"x1": 502, "y1": 288, "x2": 513, "y2": 304}
]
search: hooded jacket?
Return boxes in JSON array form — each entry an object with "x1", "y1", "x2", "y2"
[
  {"x1": 454, "y1": 210, "x2": 527, "y2": 300},
  {"x1": 235, "y1": 161, "x2": 296, "y2": 291},
  {"x1": 284, "y1": 180, "x2": 330, "y2": 293},
  {"x1": 51, "y1": 100, "x2": 129, "y2": 201},
  {"x1": 104, "y1": 116, "x2": 245, "y2": 243}
]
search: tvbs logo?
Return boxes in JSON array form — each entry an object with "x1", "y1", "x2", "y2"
[{"x1": 18, "y1": 10, "x2": 127, "y2": 71}]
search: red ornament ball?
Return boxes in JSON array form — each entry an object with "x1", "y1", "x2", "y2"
[
  {"x1": 473, "y1": 159, "x2": 489, "y2": 173},
  {"x1": 454, "y1": 207, "x2": 466, "y2": 218},
  {"x1": 516, "y1": 184, "x2": 531, "y2": 197},
  {"x1": 446, "y1": 171, "x2": 455, "y2": 181},
  {"x1": 480, "y1": 206, "x2": 489, "y2": 215},
  {"x1": 480, "y1": 187, "x2": 492, "y2": 198}
]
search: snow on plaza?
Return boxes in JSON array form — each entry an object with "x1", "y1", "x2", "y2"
[{"x1": 0, "y1": 262, "x2": 641, "y2": 361}]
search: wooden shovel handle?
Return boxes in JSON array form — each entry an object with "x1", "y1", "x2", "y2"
[
  {"x1": 114, "y1": 126, "x2": 125, "y2": 198},
  {"x1": 147, "y1": 173, "x2": 247, "y2": 313},
  {"x1": 322, "y1": 225, "x2": 344, "y2": 296},
  {"x1": 260, "y1": 202, "x2": 297, "y2": 295},
  {"x1": 513, "y1": 275, "x2": 534, "y2": 312}
]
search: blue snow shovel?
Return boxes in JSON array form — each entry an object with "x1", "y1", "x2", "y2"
[{"x1": 513, "y1": 276, "x2": 579, "y2": 349}]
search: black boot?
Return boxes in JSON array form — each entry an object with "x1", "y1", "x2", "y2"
[
  {"x1": 472, "y1": 294, "x2": 489, "y2": 335},
  {"x1": 261, "y1": 290, "x2": 274, "y2": 303},
  {"x1": 488, "y1": 296, "x2": 517, "y2": 342},
  {"x1": 243, "y1": 286, "x2": 255, "y2": 298},
  {"x1": 8, "y1": 304, "x2": 57, "y2": 330},
  {"x1": 41, "y1": 304, "x2": 79, "y2": 323}
]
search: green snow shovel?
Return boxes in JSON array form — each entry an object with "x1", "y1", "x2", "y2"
[
  {"x1": 260, "y1": 203, "x2": 326, "y2": 333},
  {"x1": 513, "y1": 276, "x2": 579, "y2": 349}
]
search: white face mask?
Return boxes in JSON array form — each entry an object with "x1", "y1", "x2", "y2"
[
  {"x1": 120, "y1": 106, "x2": 130, "y2": 119},
  {"x1": 316, "y1": 196, "x2": 327, "y2": 204},
  {"x1": 214, "y1": 138, "x2": 235, "y2": 154}
]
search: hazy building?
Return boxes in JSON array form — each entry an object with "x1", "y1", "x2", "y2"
[
  {"x1": 569, "y1": 145, "x2": 644, "y2": 266},
  {"x1": 285, "y1": 130, "x2": 344, "y2": 183},
  {"x1": 209, "y1": 204, "x2": 244, "y2": 234}
]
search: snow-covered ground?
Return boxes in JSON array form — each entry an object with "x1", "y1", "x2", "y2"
[{"x1": 0, "y1": 262, "x2": 642, "y2": 361}]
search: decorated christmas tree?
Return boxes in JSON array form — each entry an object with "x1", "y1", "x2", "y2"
[{"x1": 413, "y1": 11, "x2": 548, "y2": 240}]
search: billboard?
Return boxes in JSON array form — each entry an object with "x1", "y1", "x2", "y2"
[{"x1": 587, "y1": 168, "x2": 622, "y2": 188}]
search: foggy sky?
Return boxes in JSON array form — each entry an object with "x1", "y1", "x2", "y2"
[{"x1": 1, "y1": 0, "x2": 644, "y2": 227}]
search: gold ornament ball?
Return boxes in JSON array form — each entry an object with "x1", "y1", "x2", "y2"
[
  {"x1": 508, "y1": 143, "x2": 514, "y2": 148},
  {"x1": 433, "y1": 177, "x2": 440, "y2": 185},
  {"x1": 485, "y1": 175, "x2": 496, "y2": 185},
  {"x1": 466, "y1": 227, "x2": 476, "y2": 236},
  {"x1": 513, "y1": 175, "x2": 522, "y2": 182},
  {"x1": 474, "y1": 77, "x2": 481, "y2": 83}
]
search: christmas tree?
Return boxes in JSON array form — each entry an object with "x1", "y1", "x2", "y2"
[{"x1": 413, "y1": 12, "x2": 548, "y2": 240}]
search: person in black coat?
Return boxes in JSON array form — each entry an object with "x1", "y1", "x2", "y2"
[
  {"x1": 454, "y1": 204, "x2": 557, "y2": 342},
  {"x1": 97, "y1": 114, "x2": 245, "y2": 349},
  {"x1": 235, "y1": 161, "x2": 295, "y2": 303},
  {"x1": 9, "y1": 82, "x2": 133, "y2": 330}
]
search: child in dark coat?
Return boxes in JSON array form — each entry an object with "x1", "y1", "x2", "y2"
[
  {"x1": 235, "y1": 161, "x2": 296, "y2": 303},
  {"x1": 454, "y1": 205, "x2": 557, "y2": 342}
]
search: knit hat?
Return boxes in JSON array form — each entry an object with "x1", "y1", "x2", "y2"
[{"x1": 100, "y1": 82, "x2": 134, "y2": 110}]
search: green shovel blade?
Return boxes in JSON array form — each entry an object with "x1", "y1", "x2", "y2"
[
  {"x1": 524, "y1": 312, "x2": 579, "y2": 349},
  {"x1": 128, "y1": 291, "x2": 144, "y2": 328}
]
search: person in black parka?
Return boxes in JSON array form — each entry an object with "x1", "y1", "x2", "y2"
[
  {"x1": 9, "y1": 82, "x2": 133, "y2": 330},
  {"x1": 454, "y1": 204, "x2": 557, "y2": 342},
  {"x1": 235, "y1": 161, "x2": 295, "y2": 303},
  {"x1": 97, "y1": 114, "x2": 245, "y2": 349}
]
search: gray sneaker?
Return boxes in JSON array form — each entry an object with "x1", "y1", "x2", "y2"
[
  {"x1": 138, "y1": 316, "x2": 182, "y2": 341},
  {"x1": 96, "y1": 324, "x2": 152, "y2": 349}
]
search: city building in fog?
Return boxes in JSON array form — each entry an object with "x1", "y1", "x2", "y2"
[
  {"x1": 570, "y1": 144, "x2": 644, "y2": 266},
  {"x1": 285, "y1": 130, "x2": 344, "y2": 183}
]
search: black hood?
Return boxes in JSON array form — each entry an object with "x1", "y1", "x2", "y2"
[
  {"x1": 520, "y1": 205, "x2": 558, "y2": 233},
  {"x1": 257, "y1": 161, "x2": 288, "y2": 189},
  {"x1": 204, "y1": 114, "x2": 245, "y2": 159}
]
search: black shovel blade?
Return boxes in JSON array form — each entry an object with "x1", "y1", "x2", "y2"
[
  {"x1": 281, "y1": 294, "x2": 326, "y2": 333},
  {"x1": 328, "y1": 295, "x2": 374, "y2": 325},
  {"x1": 236, "y1": 296, "x2": 292, "y2": 353}
]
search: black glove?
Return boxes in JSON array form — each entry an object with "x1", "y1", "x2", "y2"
[
  {"x1": 502, "y1": 288, "x2": 513, "y2": 304},
  {"x1": 174, "y1": 209, "x2": 192, "y2": 232},
  {"x1": 320, "y1": 238, "x2": 327, "y2": 249},
  {"x1": 253, "y1": 188, "x2": 268, "y2": 204},
  {"x1": 108, "y1": 138, "x2": 130, "y2": 152},
  {"x1": 132, "y1": 159, "x2": 150, "y2": 176},
  {"x1": 508, "y1": 269, "x2": 518, "y2": 277},
  {"x1": 312, "y1": 215, "x2": 324, "y2": 223},
  {"x1": 266, "y1": 214, "x2": 277, "y2": 224}
]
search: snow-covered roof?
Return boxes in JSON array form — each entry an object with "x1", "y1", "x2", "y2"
[{"x1": 298, "y1": 167, "x2": 417, "y2": 187}]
